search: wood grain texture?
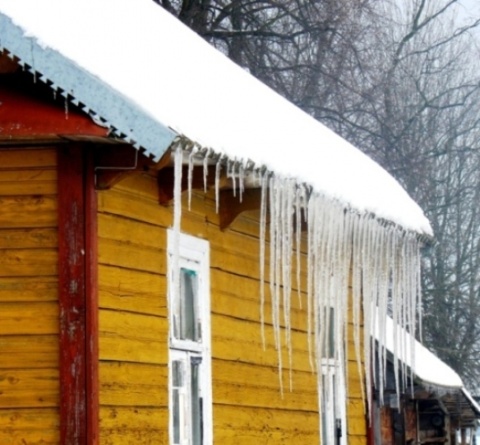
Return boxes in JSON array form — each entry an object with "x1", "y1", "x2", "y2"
[
  {"x1": 0, "y1": 148, "x2": 60, "y2": 443},
  {"x1": 96, "y1": 172, "x2": 368, "y2": 445},
  {"x1": 58, "y1": 145, "x2": 87, "y2": 444}
]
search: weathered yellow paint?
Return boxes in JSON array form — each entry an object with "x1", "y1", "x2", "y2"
[
  {"x1": 0, "y1": 335, "x2": 59, "y2": 369},
  {"x1": 0, "y1": 276, "x2": 58, "y2": 302},
  {"x1": 0, "y1": 148, "x2": 57, "y2": 168},
  {"x1": 99, "y1": 309, "x2": 168, "y2": 364},
  {"x1": 0, "y1": 195, "x2": 58, "y2": 228},
  {"x1": 0, "y1": 408, "x2": 59, "y2": 445},
  {"x1": 0, "y1": 148, "x2": 59, "y2": 442},
  {"x1": 100, "y1": 362, "x2": 168, "y2": 406},
  {"x1": 98, "y1": 172, "x2": 368, "y2": 445},
  {"x1": 99, "y1": 407, "x2": 169, "y2": 445},
  {"x1": 213, "y1": 404, "x2": 319, "y2": 444},
  {"x1": 0, "y1": 302, "x2": 58, "y2": 336},
  {"x1": 99, "y1": 265, "x2": 166, "y2": 314},
  {"x1": 0, "y1": 368, "x2": 59, "y2": 407}
]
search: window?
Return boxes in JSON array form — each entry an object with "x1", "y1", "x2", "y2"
[
  {"x1": 320, "y1": 305, "x2": 346, "y2": 445},
  {"x1": 168, "y1": 230, "x2": 212, "y2": 445}
]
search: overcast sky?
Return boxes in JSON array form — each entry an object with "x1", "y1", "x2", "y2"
[{"x1": 458, "y1": 0, "x2": 480, "y2": 22}]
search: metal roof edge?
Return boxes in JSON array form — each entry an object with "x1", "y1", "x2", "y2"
[
  {"x1": 0, "y1": 13, "x2": 177, "y2": 161},
  {"x1": 462, "y1": 388, "x2": 480, "y2": 416}
]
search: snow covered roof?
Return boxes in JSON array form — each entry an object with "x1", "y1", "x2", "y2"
[
  {"x1": 383, "y1": 315, "x2": 463, "y2": 389},
  {"x1": 0, "y1": 0, "x2": 431, "y2": 236}
]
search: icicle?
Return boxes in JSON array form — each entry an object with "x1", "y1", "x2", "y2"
[
  {"x1": 269, "y1": 176, "x2": 284, "y2": 396},
  {"x1": 171, "y1": 143, "x2": 184, "y2": 315},
  {"x1": 173, "y1": 144, "x2": 183, "y2": 234},
  {"x1": 203, "y1": 149, "x2": 209, "y2": 193},
  {"x1": 229, "y1": 160, "x2": 237, "y2": 198},
  {"x1": 215, "y1": 157, "x2": 222, "y2": 214},
  {"x1": 294, "y1": 187, "x2": 303, "y2": 309},
  {"x1": 306, "y1": 194, "x2": 315, "y2": 371},
  {"x1": 238, "y1": 162, "x2": 245, "y2": 203},
  {"x1": 281, "y1": 179, "x2": 294, "y2": 391},
  {"x1": 187, "y1": 149, "x2": 195, "y2": 210},
  {"x1": 259, "y1": 170, "x2": 268, "y2": 350}
]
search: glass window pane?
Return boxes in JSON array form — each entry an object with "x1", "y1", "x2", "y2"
[
  {"x1": 191, "y1": 357, "x2": 203, "y2": 445},
  {"x1": 178, "y1": 268, "x2": 199, "y2": 341},
  {"x1": 173, "y1": 360, "x2": 184, "y2": 387},
  {"x1": 322, "y1": 307, "x2": 335, "y2": 359},
  {"x1": 172, "y1": 360, "x2": 185, "y2": 444},
  {"x1": 173, "y1": 389, "x2": 180, "y2": 444}
]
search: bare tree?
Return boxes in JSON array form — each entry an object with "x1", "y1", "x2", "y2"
[{"x1": 154, "y1": 0, "x2": 480, "y2": 389}]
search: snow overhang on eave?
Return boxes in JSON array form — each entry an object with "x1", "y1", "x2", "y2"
[
  {"x1": 0, "y1": 1, "x2": 432, "y2": 238},
  {"x1": 0, "y1": 13, "x2": 176, "y2": 160},
  {"x1": 381, "y1": 316, "x2": 464, "y2": 391}
]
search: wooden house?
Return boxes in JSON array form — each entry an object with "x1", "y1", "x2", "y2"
[
  {"x1": 373, "y1": 318, "x2": 480, "y2": 445},
  {"x1": 0, "y1": 1, "x2": 433, "y2": 444}
]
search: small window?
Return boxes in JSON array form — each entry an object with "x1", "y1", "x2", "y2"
[
  {"x1": 174, "y1": 268, "x2": 200, "y2": 342},
  {"x1": 320, "y1": 305, "x2": 346, "y2": 445},
  {"x1": 168, "y1": 231, "x2": 211, "y2": 445}
]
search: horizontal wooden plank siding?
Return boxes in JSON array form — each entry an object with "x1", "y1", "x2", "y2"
[
  {"x1": 98, "y1": 175, "x2": 169, "y2": 443},
  {"x1": 98, "y1": 173, "x2": 367, "y2": 444},
  {"x1": 0, "y1": 148, "x2": 59, "y2": 443}
]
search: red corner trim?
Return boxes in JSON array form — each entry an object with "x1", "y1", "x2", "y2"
[
  {"x1": 85, "y1": 148, "x2": 99, "y2": 445},
  {"x1": 58, "y1": 145, "x2": 99, "y2": 444}
]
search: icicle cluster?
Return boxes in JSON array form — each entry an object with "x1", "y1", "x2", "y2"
[{"x1": 171, "y1": 140, "x2": 423, "y2": 441}]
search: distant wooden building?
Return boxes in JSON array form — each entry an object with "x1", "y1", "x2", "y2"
[
  {"x1": 373, "y1": 318, "x2": 480, "y2": 445},
  {"x1": 0, "y1": 1, "x2": 433, "y2": 444}
]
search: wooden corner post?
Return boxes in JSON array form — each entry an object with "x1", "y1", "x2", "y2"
[{"x1": 58, "y1": 145, "x2": 99, "y2": 444}]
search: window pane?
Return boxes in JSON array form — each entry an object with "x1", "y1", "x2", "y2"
[
  {"x1": 191, "y1": 356, "x2": 203, "y2": 445},
  {"x1": 172, "y1": 360, "x2": 185, "y2": 444},
  {"x1": 322, "y1": 307, "x2": 335, "y2": 359},
  {"x1": 178, "y1": 268, "x2": 199, "y2": 341}
]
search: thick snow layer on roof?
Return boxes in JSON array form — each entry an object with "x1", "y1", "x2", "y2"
[
  {"x1": 383, "y1": 316, "x2": 463, "y2": 389},
  {"x1": 0, "y1": 0, "x2": 432, "y2": 235}
]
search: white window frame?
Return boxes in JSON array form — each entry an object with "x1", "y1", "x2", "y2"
[
  {"x1": 320, "y1": 303, "x2": 346, "y2": 445},
  {"x1": 167, "y1": 230, "x2": 212, "y2": 445}
]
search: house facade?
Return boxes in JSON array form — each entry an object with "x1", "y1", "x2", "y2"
[
  {"x1": 373, "y1": 318, "x2": 480, "y2": 445},
  {"x1": 0, "y1": 1, "x2": 432, "y2": 444}
]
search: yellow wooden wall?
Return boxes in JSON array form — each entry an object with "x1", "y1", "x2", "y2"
[
  {"x1": 97, "y1": 172, "x2": 367, "y2": 445},
  {"x1": 0, "y1": 148, "x2": 59, "y2": 444}
]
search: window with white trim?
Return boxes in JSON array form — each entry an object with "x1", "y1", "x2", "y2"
[
  {"x1": 320, "y1": 305, "x2": 346, "y2": 445},
  {"x1": 168, "y1": 230, "x2": 212, "y2": 445}
]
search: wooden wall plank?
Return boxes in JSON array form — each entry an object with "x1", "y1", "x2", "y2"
[
  {"x1": 100, "y1": 406, "x2": 168, "y2": 430},
  {"x1": 0, "y1": 195, "x2": 57, "y2": 228},
  {"x1": 0, "y1": 147, "x2": 60, "y2": 443},
  {"x1": 0, "y1": 276, "x2": 57, "y2": 302},
  {"x1": 0, "y1": 302, "x2": 58, "y2": 335},
  {"x1": 0, "y1": 368, "x2": 59, "y2": 407},
  {"x1": 0, "y1": 228, "x2": 57, "y2": 250},
  {"x1": 100, "y1": 362, "x2": 167, "y2": 407},
  {"x1": 99, "y1": 265, "x2": 166, "y2": 317},
  {"x1": 0, "y1": 148, "x2": 56, "y2": 168},
  {"x1": 0, "y1": 248, "x2": 57, "y2": 277},
  {"x1": 213, "y1": 404, "x2": 319, "y2": 444},
  {"x1": 0, "y1": 335, "x2": 58, "y2": 369},
  {"x1": 99, "y1": 238, "x2": 165, "y2": 273},
  {"x1": 99, "y1": 309, "x2": 168, "y2": 364},
  {"x1": 212, "y1": 359, "x2": 317, "y2": 411}
]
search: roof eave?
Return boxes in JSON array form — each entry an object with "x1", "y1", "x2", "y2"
[{"x1": 0, "y1": 13, "x2": 177, "y2": 161}]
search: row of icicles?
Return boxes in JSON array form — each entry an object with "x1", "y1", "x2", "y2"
[{"x1": 170, "y1": 141, "x2": 423, "y2": 443}]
